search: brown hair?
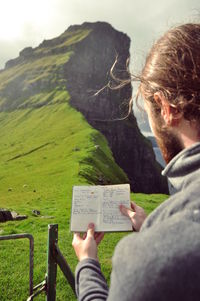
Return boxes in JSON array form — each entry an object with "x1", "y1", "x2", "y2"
[
  {"x1": 138, "y1": 23, "x2": 200, "y2": 123},
  {"x1": 107, "y1": 23, "x2": 200, "y2": 124}
]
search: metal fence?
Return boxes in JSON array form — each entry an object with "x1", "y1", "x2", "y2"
[{"x1": 0, "y1": 224, "x2": 75, "y2": 300}]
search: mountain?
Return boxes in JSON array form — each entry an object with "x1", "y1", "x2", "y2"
[{"x1": 0, "y1": 21, "x2": 168, "y2": 193}]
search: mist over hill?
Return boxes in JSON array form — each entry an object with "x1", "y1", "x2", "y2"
[{"x1": 0, "y1": 21, "x2": 168, "y2": 193}]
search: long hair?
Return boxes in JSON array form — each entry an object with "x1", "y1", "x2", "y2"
[
  {"x1": 110, "y1": 23, "x2": 200, "y2": 125},
  {"x1": 139, "y1": 23, "x2": 200, "y2": 123}
]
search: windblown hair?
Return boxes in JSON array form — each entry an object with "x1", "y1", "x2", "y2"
[
  {"x1": 140, "y1": 23, "x2": 200, "y2": 123},
  {"x1": 110, "y1": 23, "x2": 200, "y2": 124}
]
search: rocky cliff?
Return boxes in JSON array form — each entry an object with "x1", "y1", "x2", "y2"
[
  {"x1": 64, "y1": 22, "x2": 168, "y2": 193},
  {"x1": 1, "y1": 21, "x2": 168, "y2": 193}
]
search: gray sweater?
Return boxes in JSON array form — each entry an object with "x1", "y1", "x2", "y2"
[{"x1": 75, "y1": 143, "x2": 200, "y2": 301}]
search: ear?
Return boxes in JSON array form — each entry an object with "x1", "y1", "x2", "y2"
[{"x1": 153, "y1": 92, "x2": 181, "y2": 126}]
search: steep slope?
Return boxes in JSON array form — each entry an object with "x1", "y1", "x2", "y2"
[
  {"x1": 0, "y1": 102, "x2": 128, "y2": 196},
  {"x1": 0, "y1": 97, "x2": 131, "y2": 301},
  {"x1": 64, "y1": 22, "x2": 168, "y2": 193},
  {"x1": 0, "y1": 21, "x2": 168, "y2": 193},
  {"x1": 0, "y1": 22, "x2": 169, "y2": 301},
  {"x1": 0, "y1": 26, "x2": 128, "y2": 185}
]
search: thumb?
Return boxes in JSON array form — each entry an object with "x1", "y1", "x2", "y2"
[
  {"x1": 120, "y1": 204, "x2": 135, "y2": 219},
  {"x1": 130, "y1": 201, "x2": 138, "y2": 211},
  {"x1": 87, "y1": 223, "x2": 95, "y2": 238}
]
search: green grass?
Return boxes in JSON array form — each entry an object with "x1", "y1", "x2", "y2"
[
  {"x1": 35, "y1": 29, "x2": 91, "y2": 55},
  {"x1": 0, "y1": 89, "x2": 168, "y2": 301},
  {"x1": 0, "y1": 26, "x2": 169, "y2": 300},
  {"x1": 0, "y1": 52, "x2": 72, "y2": 91},
  {"x1": 0, "y1": 28, "x2": 91, "y2": 111}
]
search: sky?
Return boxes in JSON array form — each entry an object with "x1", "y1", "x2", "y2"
[
  {"x1": 0, "y1": 0, "x2": 199, "y2": 133},
  {"x1": 0, "y1": 0, "x2": 199, "y2": 70}
]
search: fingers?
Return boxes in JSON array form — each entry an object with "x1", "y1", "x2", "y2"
[
  {"x1": 95, "y1": 232, "x2": 104, "y2": 245},
  {"x1": 74, "y1": 232, "x2": 81, "y2": 239},
  {"x1": 72, "y1": 225, "x2": 104, "y2": 246},
  {"x1": 119, "y1": 204, "x2": 137, "y2": 231},
  {"x1": 84, "y1": 224, "x2": 104, "y2": 245},
  {"x1": 72, "y1": 232, "x2": 81, "y2": 246},
  {"x1": 82, "y1": 233, "x2": 87, "y2": 240},
  {"x1": 120, "y1": 204, "x2": 135, "y2": 219},
  {"x1": 72, "y1": 223, "x2": 96, "y2": 243},
  {"x1": 87, "y1": 223, "x2": 95, "y2": 238},
  {"x1": 119, "y1": 204, "x2": 127, "y2": 215},
  {"x1": 130, "y1": 201, "x2": 138, "y2": 211}
]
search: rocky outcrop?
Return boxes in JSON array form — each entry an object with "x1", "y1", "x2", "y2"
[
  {"x1": 63, "y1": 22, "x2": 168, "y2": 193},
  {"x1": 0, "y1": 209, "x2": 27, "y2": 222},
  {"x1": 1, "y1": 21, "x2": 168, "y2": 193}
]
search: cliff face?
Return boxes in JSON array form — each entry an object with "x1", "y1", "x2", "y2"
[
  {"x1": 64, "y1": 22, "x2": 168, "y2": 193},
  {"x1": 0, "y1": 21, "x2": 168, "y2": 193}
]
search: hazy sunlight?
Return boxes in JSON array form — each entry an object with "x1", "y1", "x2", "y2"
[{"x1": 0, "y1": 0, "x2": 53, "y2": 40}]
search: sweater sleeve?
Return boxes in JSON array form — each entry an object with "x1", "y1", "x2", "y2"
[
  {"x1": 75, "y1": 258, "x2": 109, "y2": 300},
  {"x1": 75, "y1": 255, "x2": 129, "y2": 301}
]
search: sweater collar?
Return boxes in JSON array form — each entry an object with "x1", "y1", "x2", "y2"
[{"x1": 162, "y1": 142, "x2": 200, "y2": 193}]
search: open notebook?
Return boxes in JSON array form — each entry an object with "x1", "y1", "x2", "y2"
[{"x1": 70, "y1": 184, "x2": 132, "y2": 232}]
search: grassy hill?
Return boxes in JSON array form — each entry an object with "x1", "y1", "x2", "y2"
[
  {"x1": 0, "y1": 25, "x2": 168, "y2": 300},
  {"x1": 0, "y1": 95, "x2": 168, "y2": 301},
  {"x1": 0, "y1": 97, "x2": 128, "y2": 300}
]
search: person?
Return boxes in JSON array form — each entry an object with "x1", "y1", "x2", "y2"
[{"x1": 72, "y1": 23, "x2": 200, "y2": 301}]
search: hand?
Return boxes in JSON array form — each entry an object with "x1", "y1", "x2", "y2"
[
  {"x1": 120, "y1": 201, "x2": 147, "y2": 232},
  {"x1": 72, "y1": 223, "x2": 104, "y2": 262}
]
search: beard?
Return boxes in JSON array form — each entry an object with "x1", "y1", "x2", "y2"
[
  {"x1": 153, "y1": 121, "x2": 184, "y2": 164},
  {"x1": 144, "y1": 99, "x2": 184, "y2": 164}
]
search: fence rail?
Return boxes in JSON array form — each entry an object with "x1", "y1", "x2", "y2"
[
  {"x1": 0, "y1": 224, "x2": 75, "y2": 300},
  {"x1": 0, "y1": 233, "x2": 34, "y2": 299}
]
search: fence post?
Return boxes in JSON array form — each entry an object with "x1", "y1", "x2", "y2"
[{"x1": 46, "y1": 224, "x2": 58, "y2": 301}]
